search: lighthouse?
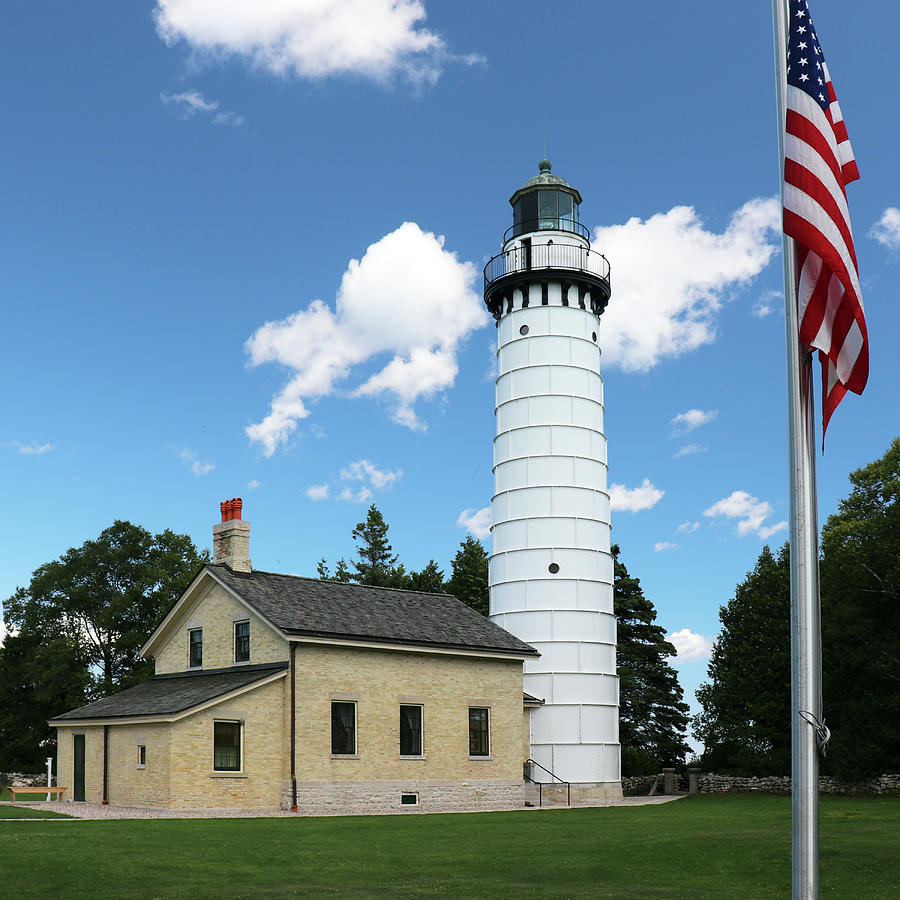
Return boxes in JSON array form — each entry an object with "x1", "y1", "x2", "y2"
[{"x1": 485, "y1": 161, "x2": 621, "y2": 798}]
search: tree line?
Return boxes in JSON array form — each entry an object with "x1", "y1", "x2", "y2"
[
  {"x1": 694, "y1": 437, "x2": 900, "y2": 778},
  {"x1": 0, "y1": 504, "x2": 691, "y2": 775}
]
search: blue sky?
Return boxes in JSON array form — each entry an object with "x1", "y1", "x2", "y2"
[{"x1": 3, "y1": 1, "x2": 898, "y2": 741}]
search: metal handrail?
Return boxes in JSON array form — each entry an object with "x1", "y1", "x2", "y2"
[
  {"x1": 484, "y1": 242, "x2": 610, "y2": 289},
  {"x1": 524, "y1": 757, "x2": 571, "y2": 807},
  {"x1": 504, "y1": 217, "x2": 590, "y2": 243}
]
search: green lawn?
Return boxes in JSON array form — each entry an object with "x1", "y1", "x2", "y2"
[
  {"x1": 0, "y1": 795, "x2": 896, "y2": 898},
  {"x1": 0, "y1": 788, "x2": 72, "y2": 819}
]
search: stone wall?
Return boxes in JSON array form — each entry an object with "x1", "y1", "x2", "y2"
[
  {"x1": 623, "y1": 772, "x2": 900, "y2": 796},
  {"x1": 698, "y1": 773, "x2": 900, "y2": 795},
  {"x1": 284, "y1": 778, "x2": 525, "y2": 816}
]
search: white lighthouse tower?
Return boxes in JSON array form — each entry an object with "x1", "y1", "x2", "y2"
[{"x1": 485, "y1": 161, "x2": 621, "y2": 799}]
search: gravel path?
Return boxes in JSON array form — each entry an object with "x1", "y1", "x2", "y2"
[{"x1": 6, "y1": 794, "x2": 684, "y2": 820}]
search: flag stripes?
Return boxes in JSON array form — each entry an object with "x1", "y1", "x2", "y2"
[{"x1": 782, "y1": 0, "x2": 867, "y2": 434}]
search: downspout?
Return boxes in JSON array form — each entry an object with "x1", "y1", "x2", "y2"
[
  {"x1": 290, "y1": 642, "x2": 298, "y2": 812},
  {"x1": 102, "y1": 725, "x2": 109, "y2": 805}
]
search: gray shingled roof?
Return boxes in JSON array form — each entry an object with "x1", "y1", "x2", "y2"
[
  {"x1": 208, "y1": 564, "x2": 538, "y2": 657},
  {"x1": 50, "y1": 662, "x2": 287, "y2": 722}
]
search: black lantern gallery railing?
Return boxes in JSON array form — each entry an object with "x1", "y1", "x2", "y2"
[
  {"x1": 483, "y1": 241, "x2": 611, "y2": 321},
  {"x1": 484, "y1": 242, "x2": 610, "y2": 289}
]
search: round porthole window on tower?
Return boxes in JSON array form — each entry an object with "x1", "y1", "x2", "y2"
[
  {"x1": 519, "y1": 324, "x2": 529, "y2": 336},
  {"x1": 548, "y1": 563, "x2": 560, "y2": 574}
]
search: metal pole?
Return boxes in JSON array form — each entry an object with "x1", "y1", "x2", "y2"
[{"x1": 771, "y1": 1, "x2": 821, "y2": 896}]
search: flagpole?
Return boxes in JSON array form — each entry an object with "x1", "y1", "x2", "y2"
[{"x1": 771, "y1": 1, "x2": 821, "y2": 897}]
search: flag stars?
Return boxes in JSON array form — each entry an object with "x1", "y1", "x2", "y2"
[
  {"x1": 800, "y1": 57, "x2": 808, "y2": 66},
  {"x1": 795, "y1": 8, "x2": 806, "y2": 17},
  {"x1": 818, "y1": 92, "x2": 826, "y2": 102},
  {"x1": 798, "y1": 41, "x2": 808, "y2": 50},
  {"x1": 800, "y1": 73, "x2": 810, "y2": 82},
  {"x1": 798, "y1": 25, "x2": 807, "y2": 33}
]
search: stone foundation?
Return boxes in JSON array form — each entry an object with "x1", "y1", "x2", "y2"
[{"x1": 283, "y1": 779, "x2": 526, "y2": 815}]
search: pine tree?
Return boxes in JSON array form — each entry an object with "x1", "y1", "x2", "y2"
[
  {"x1": 613, "y1": 544, "x2": 690, "y2": 772},
  {"x1": 408, "y1": 560, "x2": 446, "y2": 593},
  {"x1": 350, "y1": 505, "x2": 400, "y2": 587},
  {"x1": 446, "y1": 536, "x2": 489, "y2": 616}
]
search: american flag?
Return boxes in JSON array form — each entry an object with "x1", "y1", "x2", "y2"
[{"x1": 783, "y1": 0, "x2": 867, "y2": 434}]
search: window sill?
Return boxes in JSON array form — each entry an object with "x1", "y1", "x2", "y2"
[
  {"x1": 232, "y1": 659, "x2": 251, "y2": 666},
  {"x1": 469, "y1": 755, "x2": 494, "y2": 761},
  {"x1": 399, "y1": 755, "x2": 426, "y2": 761},
  {"x1": 211, "y1": 772, "x2": 247, "y2": 778},
  {"x1": 330, "y1": 754, "x2": 359, "y2": 760},
  {"x1": 136, "y1": 765, "x2": 146, "y2": 770}
]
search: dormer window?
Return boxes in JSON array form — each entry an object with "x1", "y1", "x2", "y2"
[
  {"x1": 189, "y1": 628, "x2": 203, "y2": 668},
  {"x1": 234, "y1": 620, "x2": 250, "y2": 663}
]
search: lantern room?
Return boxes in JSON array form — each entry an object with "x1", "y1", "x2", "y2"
[{"x1": 507, "y1": 159, "x2": 587, "y2": 242}]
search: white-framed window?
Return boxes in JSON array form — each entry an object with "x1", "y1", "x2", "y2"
[
  {"x1": 137, "y1": 745, "x2": 146, "y2": 768},
  {"x1": 331, "y1": 701, "x2": 356, "y2": 755},
  {"x1": 234, "y1": 620, "x2": 250, "y2": 663},
  {"x1": 468, "y1": 707, "x2": 490, "y2": 757},
  {"x1": 399, "y1": 704, "x2": 423, "y2": 757},
  {"x1": 213, "y1": 720, "x2": 242, "y2": 772},
  {"x1": 189, "y1": 628, "x2": 203, "y2": 668}
]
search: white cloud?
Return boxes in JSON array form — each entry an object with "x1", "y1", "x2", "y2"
[
  {"x1": 674, "y1": 443, "x2": 707, "y2": 458},
  {"x1": 458, "y1": 507, "x2": 491, "y2": 539},
  {"x1": 306, "y1": 483, "x2": 329, "y2": 501},
  {"x1": 4, "y1": 440, "x2": 57, "y2": 455},
  {"x1": 592, "y1": 198, "x2": 780, "y2": 371},
  {"x1": 609, "y1": 479, "x2": 664, "y2": 513},
  {"x1": 179, "y1": 447, "x2": 215, "y2": 477},
  {"x1": 0, "y1": 621, "x2": 7, "y2": 646},
  {"x1": 870, "y1": 207, "x2": 900, "y2": 250},
  {"x1": 247, "y1": 479, "x2": 262, "y2": 490},
  {"x1": 154, "y1": 0, "x2": 468, "y2": 86},
  {"x1": 676, "y1": 521, "x2": 700, "y2": 535},
  {"x1": 704, "y1": 490, "x2": 787, "y2": 540},
  {"x1": 306, "y1": 459, "x2": 401, "y2": 504},
  {"x1": 246, "y1": 222, "x2": 487, "y2": 454},
  {"x1": 654, "y1": 541, "x2": 677, "y2": 552},
  {"x1": 752, "y1": 289, "x2": 782, "y2": 318},
  {"x1": 339, "y1": 459, "x2": 401, "y2": 491},
  {"x1": 667, "y1": 628, "x2": 714, "y2": 662},
  {"x1": 160, "y1": 90, "x2": 245, "y2": 126},
  {"x1": 671, "y1": 408, "x2": 718, "y2": 434}
]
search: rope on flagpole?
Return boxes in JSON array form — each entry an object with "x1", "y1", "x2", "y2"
[{"x1": 798, "y1": 711, "x2": 831, "y2": 758}]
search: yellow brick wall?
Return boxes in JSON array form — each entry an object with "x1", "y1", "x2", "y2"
[
  {"x1": 293, "y1": 644, "x2": 525, "y2": 785},
  {"x1": 106, "y1": 723, "x2": 171, "y2": 806},
  {"x1": 165, "y1": 674, "x2": 287, "y2": 808},
  {"x1": 154, "y1": 580, "x2": 287, "y2": 675},
  {"x1": 55, "y1": 725, "x2": 106, "y2": 804}
]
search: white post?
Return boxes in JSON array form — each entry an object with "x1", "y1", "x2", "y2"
[
  {"x1": 772, "y1": 1, "x2": 821, "y2": 897},
  {"x1": 46, "y1": 757, "x2": 53, "y2": 802}
]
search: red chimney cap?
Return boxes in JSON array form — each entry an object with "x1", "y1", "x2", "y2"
[{"x1": 220, "y1": 498, "x2": 243, "y2": 522}]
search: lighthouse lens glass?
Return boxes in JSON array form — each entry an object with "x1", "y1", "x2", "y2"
[
  {"x1": 539, "y1": 190, "x2": 557, "y2": 228},
  {"x1": 559, "y1": 193, "x2": 574, "y2": 230}
]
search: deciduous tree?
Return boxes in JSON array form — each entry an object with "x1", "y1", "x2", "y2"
[{"x1": 692, "y1": 544, "x2": 791, "y2": 775}]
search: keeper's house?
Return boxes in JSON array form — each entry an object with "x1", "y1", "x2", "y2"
[{"x1": 50, "y1": 500, "x2": 541, "y2": 813}]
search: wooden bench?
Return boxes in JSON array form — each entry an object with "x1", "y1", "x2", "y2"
[{"x1": 7, "y1": 786, "x2": 67, "y2": 802}]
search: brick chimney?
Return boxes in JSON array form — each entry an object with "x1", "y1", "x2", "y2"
[{"x1": 212, "y1": 498, "x2": 251, "y2": 573}]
